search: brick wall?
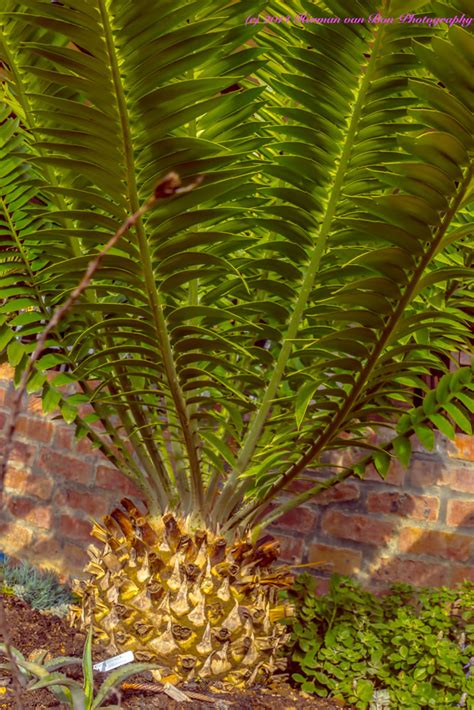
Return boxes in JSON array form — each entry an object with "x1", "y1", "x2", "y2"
[{"x1": 1, "y1": 364, "x2": 473, "y2": 591}]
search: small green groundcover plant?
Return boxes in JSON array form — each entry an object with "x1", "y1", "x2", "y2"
[
  {"x1": 284, "y1": 574, "x2": 474, "y2": 709},
  {"x1": 0, "y1": 558, "x2": 74, "y2": 612}
]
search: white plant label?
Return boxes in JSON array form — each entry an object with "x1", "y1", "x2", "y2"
[{"x1": 93, "y1": 650, "x2": 134, "y2": 673}]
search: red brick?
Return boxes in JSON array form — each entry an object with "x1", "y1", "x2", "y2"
[
  {"x1": 38, "y1": 449, "x2": 92, "y2": 484},
  {"x1": 370, "y1": 558, "x2": 448, "y2": 588},
  {"x1": 54, "y1": 488, "x2": 112, "y2": 517},
  {"x1": 0, "y1": 363, "x2": 13, "y2": 379},
  {"x1": 448, "y1": 434, "x2": 474, "y2": 461},
  {"x1": 367, "y1": 492, "x2": 439, "y2": 521},
  {"x1": 274, "y1": 534, "x2": 304, "y2": 563},
  {"x1": 451, "y1": 565, "x2": 474, "y2": 585},
  {"x1": 321, "y1": 510, "x2": 395, "y2": 546},
  {"x1": 15, "y1": 415, "x2": 53, "y2": 443},
  {"x1": 308, "y1": 543, "x2": 362, "y2": 575},
  {"x1": 57, "y1": 515, "x2": 93, "y2": 541},
  {"x1": 54, "y1": 427, "x2": 73, "y2": 450},
  {"x1": 78, "y1": 402, "x2": 95, "y2": 418},
  {"x1": 95, "y1": 465, "x2": 141, "y2": 497},
  {"x1": 409, "y1": 459, "x2": 450, "y2": 488},
  {"x1": 30, "y1": 534, "x2": 63, "y2": 562},
  {"x1": 364, "y1": 460, "x2": 406, "y2": 485},
  {"x1": 26, "y1": 396, "x2": 44, "y2": 414},
  {"x1": 76, "y1": 436, "x2": 96, "y2": 455},
  {"x1": 273, "y1": 506, "x2": 317, "y2": 533},
  {"x1": 0, "y1": 439, "x2": 36, "y2": 468},
  {"x1": 4, "y1": 468, "x2": 54, "y2": 501},
  {"x1": 0, "y1": 521, "x2": 33, "y2": 553},
  {"x1": 6, "y1": 496, "x2": 52, "y2": 529},
  {"x1": 55, "y1": 427, "x2": 96, "y2": 455},
  {"x1": 450, "y1": 468, "x2": 474, "y2": 494},
  {"x1": 286, "y1": 478, "x2": 315, "y2": 494},
  {"x1": 446, "y1": 500, "x2": 474, "y2": 527},
  {"x1": 312, "y1": 482, "x2": 360, "y2": 505},
  {"x1": 398, "y1": 527, "x2": 473, "y2": 562}
]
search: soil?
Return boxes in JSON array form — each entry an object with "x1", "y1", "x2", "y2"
[{"x1": 0, "y1": 593, "x2": 343, "y2": 709}]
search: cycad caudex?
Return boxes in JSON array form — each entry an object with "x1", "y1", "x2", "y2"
[{"x1": 70, "y1": 499, "x2": 293, "y2": 686}]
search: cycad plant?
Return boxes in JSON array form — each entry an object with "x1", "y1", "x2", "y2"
[{"x1": 0, "y1": 0, "x2": 472, "y2": 688}]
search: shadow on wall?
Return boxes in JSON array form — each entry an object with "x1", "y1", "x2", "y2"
[
  {"x1": 360, "y1": 503, "x2": 474, "y2": 593},
  {"x1": 269, "y1": 444, "x2": 474, "y2": 594}
]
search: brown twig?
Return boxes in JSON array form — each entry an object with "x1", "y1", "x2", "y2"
[
  {"x1": 0, "y1": 594, "x2": 25, "y2": 710},
  {"x1": 0, "y1": 171, "x2": 204, "y2": 486}
]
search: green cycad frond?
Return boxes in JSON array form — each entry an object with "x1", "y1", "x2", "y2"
[
  {"x1": 1, "y1": 0, "x2": 269, "y2": 513},
  {"x1": 0, "y1": 1, "x2": 472, "y2": 531},
  {"x1": 0, "y1": 105, "x2": 161, "y2": 491},
  {"x1": 215, "y1": 6, "x2": 473, "y2": 523}
]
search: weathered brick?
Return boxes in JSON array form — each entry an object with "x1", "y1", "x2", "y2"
[
  {"x1": 54, "y1": 427, "x2": 73, "y2": 451},
  {"x1": 367, "y1": 491, "x2": 439, "y2": 521},
  {"x1": 6, "y1": 496, "x2": 52, "y2": 529},
  {"x1": 409, "y1": 458, "x2": 450, "y2": 488},
  {"x1": 448, "y1": 434, "x2": 474, "y2": 462},
  {"x1": 273, "y1": 506, "x2": 317, "y2": 534},
  {"x1": 15, "y1": 415, "x2": 53, "y2": 444},
  {"x1": 364, "y1": 460, "x2": 406, "y2": 486},
  {"x1": 0, "y1": 521, "x2": 33, "y2": 553},
  {"x1": 1, "y1": 439, "x2": 36, "y2": 468},
  {"x1": 57, "y1": 515, "x2": 93, "y2": 541},
  {"x1": 4, "y1": 468, "x2": 54, "y2": 501},
  {"x1": 78, "y1": 402, "x2": 95, "y2": 418},
  {"x1": 76, "y1": 436, "x2": 96, "y2": 455},
  {"x1": 286, "y1": 478, "x2": 315, "y2": 494},
  {"x1": 451, "y1": 565, "x2": 474, "y2": 585},
  {"x1": 450, "y1": 467, "x2": 474, "y2": 494},
  {"x1": 30, "y1": 534, "x2": 63, "y2": 563},
  {"x1": 55, "y1": 426, "x2": 95, "y2": 454},
  {"x1": 398, "y1": 527, "x2": 473, "y2": 562},
  {"x1": 38, "y1": 449, "x2": 92, "y2": 484},
  {"x1": 274, "y1": 534, "x2": 304, "y2": 563},
  {"x1": 0, "y1": 363, "x2": 14, "y2": 379},
  {"x1": 312, "y1": 482, "x2": 360, "y2": 505},
  {"x1": 95, "y1": 465, "x2": 141, "y2": 497},
  {"x1": 446, "y1": 500, "x2": 474, "y2": 528},
  {"x1": 54, "y1": 488, "x2": 112, "y2": 517},
  {"x1": 370, "y1": 558, "x2": 448, "y2": 588},
  {"x1": 26, "y1": 396, "x2": 44, "y2": 414},
  {"x1": 308, "y1": 543, "x2": 362, "y2": 575},
  {"x1": 321, "y1": 510, "x2": 395, "y2": 546}
]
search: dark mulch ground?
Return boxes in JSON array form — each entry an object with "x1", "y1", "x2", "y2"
[{"x1": 0, "y1": 594, "x2": 343, "y2": 709}]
